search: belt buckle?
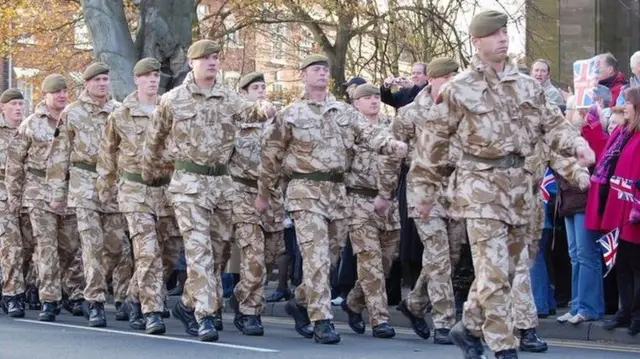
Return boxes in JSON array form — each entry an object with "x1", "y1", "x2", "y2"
[{"x1": 207, "y1": 165, "x2": 217, "y2": 176}]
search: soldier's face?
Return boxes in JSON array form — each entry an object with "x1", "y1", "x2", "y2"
[
  {"x1": 244, "y1": 82, "x2": 267, "y2": 101},
  {"x1": 354, "y1": 94, "x2": 381, "y2": 116},
  {"x1": 86, "y1": 74, "x2": 110, "y2": 98},
  {"x1": 135, "y1": 71, "x2": 160, "y2": 97},
  {"x1": 302, "y1": 65, "x2": 330, "y2": 88},
  {"x1": 473, "y1": 27, "x2": 509, "y2": 63},
  {"x1": 1, "y1": 99, "x2": 24, "y2": 123},
  {"x1": 191, "y1": 53, "x2": 220, "y2": 80},
  {"x1": 44, "y1": 89, "x2": 68, "y2": 111}
]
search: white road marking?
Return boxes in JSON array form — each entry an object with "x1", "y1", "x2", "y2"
[{"x1": 13, "y1": 319, "x2": 278, "y2": 353}]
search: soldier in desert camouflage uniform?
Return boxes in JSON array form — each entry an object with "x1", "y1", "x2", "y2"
[
  {"x1": 396, "y1": 57, "x2": 459, "y2": 345},
  {"x1": 256, "y1": 54, "x2": 408, "y2": 344},
  {"x1": 97, "y1": 58, "x2": 179, "y2": 335},
  {"x1": 6, "y1": 75, "x2": 85, "y2": 322},
  {"x1": 141, "y1": 40, "x2": 272, "y2": 342},
  {"x1": 0, "y1": 89, "x2": 26, "y2": 318},
  {"x1": 409, "y1": 11, "x2": 595, "y2": 359},
  {"x1": 228, "y1": 72, "x2": 285, "y2": 336},
  {"x1": 47, "y1": 62, "x2": 133, "y2": 328},
  {"x1": 339, "y1": 84, "x2": 400, "y2": 339}
]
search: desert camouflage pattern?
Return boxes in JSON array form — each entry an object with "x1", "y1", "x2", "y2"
[
  {"x1": 20, "y1": 214, "x2": 36, "y2": 289},
  {"x1": 61, "y1": 225, "x2": 85, "y2": 301},
  {"x1": 408, "y1": 55, "x2": 589, "y2": 226},
  {"x1": 47, "y1": 91, "x2": 120, "y2": 213},
  {"x1": 392, "y1": 85, "x2": 435, "y2": 165},
  {"x1": 211, "y1": 203, "x2": 233, "y2": 314},
  {"x1": 156, "y1": 215, "x2": 182, "y2": 284}
]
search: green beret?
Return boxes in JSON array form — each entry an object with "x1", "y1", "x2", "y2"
[
  {"x1": 300, "y1": 54, "x2": 329, "y2": 70},
  {"x1": 187, "y1": 40, "x2": 221, "y2": 59},
  {"x1": 83, "y1": 62, "x2": 110, "y2": 81},
  {"x1": 352, "y1": 84, "x2": 380, "y2": 100},
  {"x1": 469, "y1": 10, "x2": 508, "y2": 38},
  {"x1": 134, "y1": 57, "x2": 161, "y2": 76},
  {"x1": 41, "y1": 74, "x2": 68, "y2": 94},
  {"x1": 427, "y1": 57, "x2": 459, "y2": 78},
  {"x1": 238, "y1": 72, "x2": 265, "y2": 90},
  {"x1": 0, "y1": 88, "x2": 24, "y2": 104}
]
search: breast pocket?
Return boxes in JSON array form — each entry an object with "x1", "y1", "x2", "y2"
[
  {"x1": 120, "y1": 123, "x2": 146, "y2": 157},
  {"x1": 173, "y1": 111, "x2": 197, "y2": 139},
  {"x1": 460, "y1": 102, "x2": 496, "y2": 147},
  {"x1": 289, "y1": 118, "x2": 317, "y2": 154},
  {"x1": 517, "y1": 100, "x2": 542, "y2": 138}
]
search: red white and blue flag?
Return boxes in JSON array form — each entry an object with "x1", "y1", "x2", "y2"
[
  {"x1": 610, "y1": 176, "x2": 640, "y2": 204},
  {"x1": 597, "y1": 228, "x2": 619, "y2": 278},
  {"x1": 573, "y1": 57, "x2": 601, "y2": 109},
  {"x1": 540, "y1": 167, "x2": 556, "y2": 203}
]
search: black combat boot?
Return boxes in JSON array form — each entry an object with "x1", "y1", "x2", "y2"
[
  {"x1": 88, "y1": 302, "x2": 107, "y2": 327},
  {"x1": 26, "y1": 286, "x2": 41, "y2": 311},
  {"x1": 284, "y1": 298, "x2": 313, "y2": 338},
  {"x1": 434, "y1": 328, "x2": 454, "y2": 345},
  {"x1": 496, "y1": 349, "x2": 518, "y2": 359},
  {"x1": 167, "y1": 270, "x2": 186, "y2": 296},
  {"x1": 397, "y1": 299, "x2": 431, "y2": 339},
  {"x1": 213, "y1": 309, "x2": 223, "y2": 331},
  {"x1": 197, "y1": 316, "x2": 219, "y2": 342},
  {"x1": 70, "y1": 299, "x2": 84, "y2": 316},
  {"x1": 161, "y1": 300, "x2": 170, "y2": 319},
  {"x1": 127, "y1": 301, "x2": 145, "y2": 330},
  {"x1": 519, "y1": 328, "x2": 548, "y2": 352},
  {"x1": 372, "y1": 323, "x2": 396, "y2": 339},
  {"x1": 38, "y1": 302, "x2": 57, "y2": 322},
  {"x1": 144, "y1": 312, "x2": 166, "y2": 335},
  {"x1": 449, "y1": 321, "x2": 487, "y2": 359},
  {"x1": 172, "y1": 300, "x2": 198, "y2": 336},
  {"x1": 341, "y1": 301, "x2": 365, "y2": 334},
  {"x1": 236, "y1": 315, "x2": 264, "y2": 336},
  {"x1": 115, "y1": 301, "x2": 129, "y2": 321},
  {"x1": 6, "y1": 295, "x2": 26, "y2": 318},
  {"x1": 313, "y1": 319, "x2": 341, "y2": 344}
]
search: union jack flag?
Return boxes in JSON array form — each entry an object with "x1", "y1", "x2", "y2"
[
  {"x1": 597, "y1": 228, "x2": 619, "y2": 278},
  {"x1": 540, "y1": 167, "x2": 556, "y2": 203},
  {"x1": 573, "y1": 57, "x2": 601, "y2": 109},
  {"x1": 610, "y1": 176, "x2": 640, "y2": 204}
]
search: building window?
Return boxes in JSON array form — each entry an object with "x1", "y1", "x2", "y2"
[
  {"x1": 271, "y1": 24, "x2": 286, "y2": 60},
  {"x1": 272, "y1": 83, "x2": 283, "y2": 92},
  {"x1": 300, "y1": 30, "x2": 313, "y2": 52}
]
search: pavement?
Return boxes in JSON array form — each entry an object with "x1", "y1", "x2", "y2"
[{"x1": 1, "y1": 306, "x2": 640, "y2": 359}]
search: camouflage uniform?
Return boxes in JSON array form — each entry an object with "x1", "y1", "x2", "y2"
[
  {"x1": 344, "y1": 114, "x2": 400, "y2": 327},
  {"x1": 141, "y1": 71, "x2": 264, "y2": 323},
  {"x1": 258, "y1": 93, "x2": 398, "y2": 326},
  {"x1": 6, "y1": 101, "x2": 85, "y2": 305},
  {"x1": 62, "y1": 243, "x2": 85, "y2": 301},
  {"x1": 47, "y1": 91, "x2": 133, "y2": 305},
  {"x1": 408, "y1": 55, "x2": 588, "y2": 352},
  {"x1": 229, "y1": 111, "x2": 285, "y2": 317},
  {"x1": 395, "y1": 87, "x2": 456, "y2": 330},
  {"x1": 96, "y1": 91, "x2": 180, "y2": 316}
]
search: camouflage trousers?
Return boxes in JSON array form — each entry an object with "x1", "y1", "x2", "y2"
[
  {"x1": 233, "y1": 224, "x2": 284, "y2": 315},
  {"x1": 63, "y1": 246, "x2": 85, "y2": 301},
  {"x1": 463, "y1": 219, "x2": 526, "y2": 353},
  {"x1": 345, "y1": 223, "x2": 399, "y2": 327},
  {"x1": 406, "y1": 217, "x2": 456, "y2": 329},
  {"x1": 126, "y1": 214, "x2": 182, "y2": 313},
  {"x1": 0, "y1": 204, "x2": 36, "y2": 296},
  {"x1": 512, "y1": 243, "x2": 538, "y2": 330},
  {"x1": 29, "y1": 208, "x2": 82, "y2": 302},
  {"x1": 76, "y1": 208, "x2": 133, "y2": 303},
  {"x1": 291, "y1": 211, "x2": 346, "y2": 322},
  {"x1": 173, "y1": 202, "x2": 231, "y2": 321}
]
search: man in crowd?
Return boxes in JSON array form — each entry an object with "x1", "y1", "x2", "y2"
[
  {"x1": 531, "y1": 59, "x2": 564, "y2": 106},
  {"x1": 381, "y1": 63, "x2": 429, "y2": 109},
  {"x1": 597, "y1": 52, "x2": 628, "y2": 107}
]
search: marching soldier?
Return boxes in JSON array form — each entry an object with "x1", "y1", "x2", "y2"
[
  {"x1": 141, "y1": 40, "x2": 272, "y2": 342},
  {"x1": 256, "y1": 54, "x2": 408, "y2": 344},
  {"x1": 409, "y1": 10, "x2": 595, "y2": 359},
  {"x1": 229, "y1": 72, "x2": 285, "y2": 336},
  {"x1": 0, "y1": 89, "x2": 26, "y2": 317},
  {"x1": 396, "y1": 57, "x2": 459, "y2": 344},
  {"x1": 47, "y1": 62, "x2": 133, "y2": 327},
  {"x1": 340, "y1": 84, "x2": 400, "y2": 339}
]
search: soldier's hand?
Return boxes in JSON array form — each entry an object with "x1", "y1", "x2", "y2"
[
  {"x1": 578, "y1": 174, "x2": 591, "y2": 191},
  {"x1": 374, "y1": 195, "x2": 390, "y2": 216},
  {"x1": 575, "y1": 145, "x2": 596, "y2": 167},
  {"x1": 390, "y1": 140, "x2": 408, "y2": 157},
  {"x1": 260, "y1": 101, "x2": 277, "y2": 119},
  {"x1": 255, "y1": 195, "x2": 270, "y2": 213},
  {"x1": 142, "y1": 170, "x2": 154, "y2": 183},
  {"x1": 50, "y1": 199, "x2": 63, "y2": 211},
  {"x1": 417, "y1": 201, "x2": 433, "y2": 220}
]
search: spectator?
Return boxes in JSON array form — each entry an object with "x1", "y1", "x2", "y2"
[
  {"x1": 597, "y1": 53, "x2": 628, "y2": 107},
  {"x1": 615, "y1": 51, "x2": 640, "y2": 106},
  {"x1": 380, "y1": 63, "x2": 428, "y2": 109},
  {"x1": 583, "y1": 87, "x2": 640, "y2": 335},
  {"x1": 531, "y1": 59, "x2": 565, "y2": 106}
]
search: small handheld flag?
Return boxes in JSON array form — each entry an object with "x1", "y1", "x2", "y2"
[{"x1": 597, "y1": 228, "x2": 620, "y2": 278}]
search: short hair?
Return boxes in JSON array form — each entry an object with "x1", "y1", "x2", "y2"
[
  {"x1": 413, "y1": 62, "x2": 427, "y2": 75},
  {"x1": 599, "y1": 52, "x2": 618, "y2": 70},
  {"x1": 531, "y1": 59, "x2": 551, "y2": 74},
  {"x1": 630, "y1": 51, "x2": 640, "y2": 69}
]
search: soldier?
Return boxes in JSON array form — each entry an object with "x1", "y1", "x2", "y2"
[
  {"x1": 409, "y1": 10, "x2": 595, "y2": 359},
  {"x1": 96, "y1": 58, "x2": 176, "y2": 334},
  {"x1": 228, "y1": 72, "x2": 285, "y2": 336},
  {"x1": 47, "y1": 62, "x2": 133, "y2": 328},
  {"x1": 5, "y1": 75, "x2": 85, "y2": 322},
  {"x1": 62, "y1": 246, "x2": 85, "y2": 316},
  {"x1": 340, "y1": 84, "x2": 400, "y2": 339},
  {"x1": 255, "y1": 53, "x2": 408, "y2": 344},
  {"x1": 141, "y1": 40, "x2": 272, "y2": 342},
  {"x1": 0, "y1": 89, "x2": 26, "y2": 317},
  {"x1": 394, "y1": 57, "x2": 459, "y2": 344}
]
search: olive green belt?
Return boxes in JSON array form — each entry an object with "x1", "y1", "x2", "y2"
[
  {"x1": 461, "y1": 153, "x2": 525, "y2": 169},
  {"x1": 27, "y1": 167, "x2": 46, "y2": 178},
  {"x1": 72, "y1": 161, "x2": 97, "y2": 172},
  {"x1": 232, "y1": 176, "x2": 258, "y2": 189},
  {"x1": 346, "y1": 187, "x2": 379, "y2": 198},
  {"x1": 174, "y1": 160, "x2": 228, "y2": 177},
  {"x1": 289, "y1": 171, "x2": 344, "y2": 183},
  {"x1": 120, "y1": 170, "x2": 171, "y2": 187}
]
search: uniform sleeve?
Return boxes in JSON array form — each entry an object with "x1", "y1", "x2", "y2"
[
  {"x1": 257, "y1": 111, "x2": 291, "y2": 199},
  {"x1": 142, "y1": 95, "x2": 173, "y2": 179},
  {"x1": 548, "y1": 151, "x2": 589, "y2": 189},
  {"x1": 46, "y1": 112, "x2": 73, "y2": 203},
  {"x1": 230, "y1": 92, "x2": 267, "y2": 124},
  {"x1": 96, "y1": 113, "x2": 121, "y2": 197},
  {"x1": 539, "y1": 89, "x2": 589, "y2": 157},
  {"x1": 350, "y1": 113, "x2": 394, "y2": 155},
  {"x1": 5, "y1": 126, "x2": 30, "y2": 206},
  {"x1": 391, "y1": 106, "x2": 415, "y2": 144},
  {"x1": 377, "y1": 155, "x2": 401, "y2": 200},
  {"x1": 407, "y1": 86, "x2": 461, "y2": 205}
]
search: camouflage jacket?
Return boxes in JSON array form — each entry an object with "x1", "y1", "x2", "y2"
[
  {"x1": 409, "y1": 55, "x2": 589, "y2": 225},
  {"x1": 0, "y1": 115, "x2": 18, "y2": 204},
  {"x1": 47, "y1": 91, "x2": 120, "y2": 212},
  {"x1": 392, "y1": 85, "x2": 435, "y2": 166}
]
